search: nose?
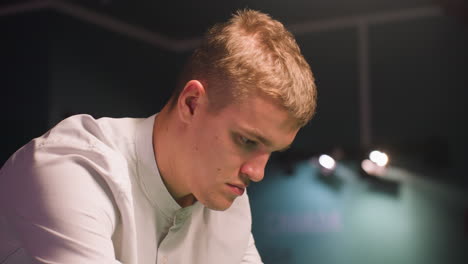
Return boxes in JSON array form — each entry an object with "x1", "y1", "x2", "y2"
[{"x1": 240, "y1": 153, "x2": 270, "y2": 182}]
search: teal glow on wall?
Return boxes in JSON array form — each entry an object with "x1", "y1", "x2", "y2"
[{"x1": 249, "y1": 161, "x2": 468, "y2": 264}]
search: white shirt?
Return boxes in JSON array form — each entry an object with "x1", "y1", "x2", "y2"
[{"x1": 0, "y1": 114, "x2": 263, "y2": 264}]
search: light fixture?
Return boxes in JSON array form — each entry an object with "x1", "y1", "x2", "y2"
[
  {"x1": 319, "y1": 154, "x2": 336, "y2": 170},
  {"x1": 369, "y1": 150, "x2": 389, "y2": 166},
  {"x1": 310, "y1": 154, "x2": 337, "y2": 176},
  {"x1": 361, "y1": 150, "x2": 390, "y2": 176}
]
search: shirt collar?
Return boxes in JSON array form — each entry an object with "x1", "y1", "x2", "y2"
[{"x1": 135, "y1": 114, "x2": 181, "y2": 219}]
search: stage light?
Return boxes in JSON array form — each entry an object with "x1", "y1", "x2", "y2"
[
  {"x1": 369, "y1": 150, "x2": 389, "y2": 166},
  {"x1": 309, "y1": 154, "x2": 337, "y2": 176},
  {"x1": 361, "y1": 159, "x2": 384, "y2": 176},
  {"x1": 318, "y1": 154, "x2": 336, "y2": 170},
  {"x1": 361, "y1": 150, "x2": 390, "y2": 177}
]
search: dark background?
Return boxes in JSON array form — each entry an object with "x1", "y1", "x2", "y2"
[{"x1": 1, "y1": 0, "x2": 468, "y2": 263}]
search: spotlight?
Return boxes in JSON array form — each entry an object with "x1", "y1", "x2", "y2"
[
  {"x1": 369, "y1": 150, "x2": 389, "y2": 166},
  {"x1": 361, "y1": 150, "x2": 389, "y2": 176},
  {"x1": 310, "y1": 153, "x2": 344, "y2": 190},
  {"x1": 310, "y1": 154, "x2": 336, "y2": 176},
  {"x1": 318, "y1": 154, "x2": 336, "y2": 170}
]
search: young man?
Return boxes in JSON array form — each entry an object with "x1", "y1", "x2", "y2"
[{"x1": 0, "y1": 9, "x2": 317, "y2": 264}]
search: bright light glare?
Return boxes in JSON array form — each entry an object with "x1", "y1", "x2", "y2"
[
  {"x1": 361, "y1": 159, "x2": 386, "y2": 176},
  {"x1": 361, "y1": 159, "x2": 374, "y2": 172},
  {"x1": 369, "y1": 150, "x2": 389, "y2": 167},
  {"x1": 319, "y1": 154, "x2": 336, "y2": 170}
]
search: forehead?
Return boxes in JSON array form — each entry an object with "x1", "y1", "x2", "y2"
[{"x1": 212, "y1": 93, "x2": 299, "y2": 150}]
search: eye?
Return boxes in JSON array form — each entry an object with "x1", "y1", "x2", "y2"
[{"x1": 239, "y1": 135, "x2": 258, "y2": 148}]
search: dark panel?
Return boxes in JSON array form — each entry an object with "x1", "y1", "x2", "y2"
[
  {"x1": 0, "y1": 11, "x2": 51, "y2": 165},
  {"x1": 292, "y1": 28, "x2": 360, "y2": 154},
  {"x1": 370, "y1": 16, "x2": 468, "y2": 183},
  {"x1": 66, "y1": 0, "x2": 433, "y2": 39},
  {"x1": 47, "y1": 11, "x2": 184, "y2": 125}
]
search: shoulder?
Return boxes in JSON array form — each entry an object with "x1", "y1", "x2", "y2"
[
  {"x1": 0, "y1": 116, "x2": 123, "y2": 232},
  {"x1": 0, "y1": 114, "x2": 145, "y2": 227},
  {"x1": 39, "y1": 114, "x2": 142, "y2": 152},
  {"x1": 0, "y1": 115, "x2": 151, "y2": 261},
  {"x1": 0, "y1": 114, "x2": 151, "y2": 203}
]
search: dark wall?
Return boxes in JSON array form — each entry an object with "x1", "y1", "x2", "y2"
[
  {"x1": 48, "y1": 11, "x2": 182, "y2": 126},
  {"x1": 1, "y1": 11, "x2": 51, "y2": 165},
  {"x1": 294, "y1": 27, "x2": 360, "y2": 153},
  {"x1": 288, "y1": 15, "x2": 468, "y2": 188},
  {"x1": 370, "y1": 15, "x2": 468, "y2": 184}
]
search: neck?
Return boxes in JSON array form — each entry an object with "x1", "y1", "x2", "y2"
[{"x1": 153, "y1": 105, "x2": 195, "y2": 207}]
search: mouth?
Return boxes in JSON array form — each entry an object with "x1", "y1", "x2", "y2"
[{"x1": 226, "y1": 183, "x2": 245, "y2": 196}]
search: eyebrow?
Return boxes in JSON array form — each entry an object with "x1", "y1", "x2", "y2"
[{"x1": 241, "y1": 128, "x2": 292, "y2": 152}]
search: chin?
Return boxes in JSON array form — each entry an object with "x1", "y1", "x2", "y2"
[{"x1": 203, "y1": 198, "x2": 234, "y2": 211}]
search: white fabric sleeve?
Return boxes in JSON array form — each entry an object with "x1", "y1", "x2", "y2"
[
  {"x1": 0, "y1": 141, "x2": 122, "y2": 263},
  {"x1": 240, "y1": 233, "x2": 263, "y2": 264}
]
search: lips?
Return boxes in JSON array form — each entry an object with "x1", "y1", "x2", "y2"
[{"x1": 227, "y1": 183, "x2": 245, "y2": 196}]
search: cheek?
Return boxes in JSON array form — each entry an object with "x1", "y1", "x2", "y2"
[
  {"x1": 191, "y1": 132, "x2": 222, "y2": 172},
  {"x1": 191, "y1": 121, "x2": 244, "y2": 175},
  {"x1": 205, "y1": 134, "x2": 241, "y2": 172}
]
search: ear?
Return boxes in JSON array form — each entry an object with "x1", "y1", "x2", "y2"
[{"x1": 177, "y1": 80, "x2": 207, "y2": 124}]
